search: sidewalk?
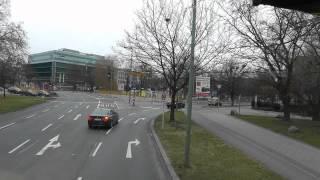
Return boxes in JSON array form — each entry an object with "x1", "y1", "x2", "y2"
[{"x1": 191, "y1": 109, "x2": 320, "y2": 180}]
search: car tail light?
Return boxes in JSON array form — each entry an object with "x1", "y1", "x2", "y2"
[
  {"x1": 102, "y1": 116, "x2": 109, "y2": 122},
  {"x1": 88, "y1": 116, "x2": 94, "y2": 121}
]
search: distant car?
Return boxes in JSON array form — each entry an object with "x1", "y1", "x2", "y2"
[
  {"x1": 49, "y1": 91, "x2": 58, "y2": 97},
  {"x1": 87, "y1": 108, "x2": 119, "y2": 129},
  {"x1": 8, "y1": 86, "x2": 21, "y2": 94},
  {"x1": 37, "y1": 90, "x2": 49, "y2": 97},
  {"x1": 208, "y1": 97, "x2": 222, "y2": 106},
  {"x1": 167, "y1": 101, "x2": 185, "y2": 109},
  {"x1": 21, "y1": 89, "x2": 37, "y2": 96}
]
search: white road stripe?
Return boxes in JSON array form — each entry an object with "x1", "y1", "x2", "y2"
[
  {"x1": 8, "y1": 139, "x2": 31, "y2": 154},
  {"x1": 92, "y1": 142, "x2": 102, "y2": 157},
  {"x1": 0, "y1": 122, "x2": 16, "y2": 130},
  {"x1": 106, "y1": 129, "x2": 112, "y2": 135},
  {"x1": 42, "y1": 109, "x2": 50, "y2": 112},
  {"x1": 86, "y1": 105, "x2": 90, "y2": 109},
  {"x1": 25, "y1": 114, "x2": 35, "y2": 119},
  {"x1": 128, "y1": 113, "x2": 136, "y2": 116},
  {"x1": 41, "y1": 123, "x2": 53, "y2": 132},
  {"x1": 73, "y1": 114, "x2": 82, "y2": 120},
  {"x1": 143, "y1": 109, "x2": 150, "y2": 112},
  {"x1": 118, "y1": 118, "x2": 124, "y2": 122},
  {"x1": 68, "y1": 109, "x2": 73, "y2": 113},
  {"x1": 77, "y1": 177, "x2": 83, "y2": 180},
  {"x1": 58, "y1": 115, "x2": 64, "y2": 120},
  {"x1": 114, "y1": 102, "x2": 119, "y2": 109}
]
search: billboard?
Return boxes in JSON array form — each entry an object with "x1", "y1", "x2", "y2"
[{"x1": 195, "y1": 76, "x2": 210, "y2": 97}]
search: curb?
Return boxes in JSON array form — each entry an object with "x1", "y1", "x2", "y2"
[{"x1": 150, "y1": 118, "x2": 180, "y2": 180}]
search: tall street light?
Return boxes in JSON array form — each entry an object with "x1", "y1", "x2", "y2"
[{"x1": 184, "y1": 0, "x2": 197, "y2": 167}]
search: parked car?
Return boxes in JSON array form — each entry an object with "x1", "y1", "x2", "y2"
[
  {"x1": 87, "y1": 108, "x2": 119, "y2": 129},
  {"x1": 208, "y1": 97, "x2": 222, "y2": 106},
  {"x1": 21, "y1": 89, "x2": 37, "y2": 96},
  {"x1": 37, "y1": 90, "x2": 50, "y2": 97},
  {"x1": 167, "y1": 101, "x2": 185, "y2": 109},
  {"x1": 8, "y1": 86, "x2": 22, "y2": 94},
  {"x1": 49, "y1": 91, "x2": 58, "y2": 97}
]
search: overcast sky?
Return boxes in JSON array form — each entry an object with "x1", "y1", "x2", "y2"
[{"x1": 10, "y1": 0, "x2": 143, "y2": 56}]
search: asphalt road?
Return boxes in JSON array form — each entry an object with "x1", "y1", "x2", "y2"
[{"x1": 0, "y1": 91, "x2": 168, "y2": 180}]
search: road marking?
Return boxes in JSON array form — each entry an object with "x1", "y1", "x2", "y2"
[
  {"x1": 143, "y1": 109, "x2": 150, "y2": 112},
  {"x1": 42, "y1": 109, "x2": 50, "y2": 112},
  {"x1": 119, "y1": 118, "x2": 124, "y2": 122},
  {"x1": 141, "y1": 107, "x2": 153, "y2": 109},
  {"x1": 77, "y1": 177, "x2": 83, "y2": 180},
  {"x1": 92, "y1": 142, "x2": 102, "y2": 157},
  {"x1": 134, "y1": 118, "x2": 146, "y2": 124},
  {"x1": 126, "y1": 139, "x2": 140, "y2": 159},
  {"x1": 106, "y1": 129, "x2": 112, "y2": 135},
  {"x1": 58, "y1": 115, "x2": 64, "y2": 120},
  {"x1": 0, "y1": 122, "x2": 16, "y2": 130},
  {"x1": 86, "y1": 105, "x2": 90, "y2": 109},
  {"x1": 73, "y1": 114, "x2": 82, "y2": 120},
  {"x1": 41, "y1": 123, "x2": 53, "y2": 132},
  {"x1": 68, "y1": 109, "x2": 73, "y2": 113},
  {"x1": 8, "y1": 139, "x2": 31, "y2": 154},
  {"x1": 25, "y1": 114, "x2": 35, "y2": 119},
  {"x1": 152, "y1": 108, "x2": 160, "y2": 110},
  {"x1": 128, "y1": 113, "x2": 136, "y2": 116},
  {"x1": 36, "y1": 134, "x2": 61, "y2": 156},
  {"x1": 114, "y1": 102, "x2": 119, "y2": 109}
]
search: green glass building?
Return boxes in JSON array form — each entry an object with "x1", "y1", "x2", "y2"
[{"x1": 29, "y1": 48, "x2": 103, "y2": 89}]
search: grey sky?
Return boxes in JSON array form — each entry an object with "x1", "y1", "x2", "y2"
[{"x1": 10, "y1": 0, "x2": 143, "y2": 56}]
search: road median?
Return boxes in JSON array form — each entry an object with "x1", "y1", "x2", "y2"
[
  {"x1": 153, "y1": 111, "x2": 282, "y2": 180},
  {"x1": 0, "y1": 95, "x2": 46, "y2": 114}
]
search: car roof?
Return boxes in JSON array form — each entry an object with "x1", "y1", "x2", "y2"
[{"x1": 91, "y1": 108, "x2": 112, "y2": 116}]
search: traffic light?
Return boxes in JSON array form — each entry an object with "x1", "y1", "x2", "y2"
[{"x1": 252, "y1": 0, "x2": 320, "y2": 14}]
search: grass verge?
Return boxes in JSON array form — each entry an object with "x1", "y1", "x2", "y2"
[
  {"x1": 0, "y1": 95, "x2": 46, "y2": 114},
  {"x1": 237, "y1": 115, "x2": 320, "y2": 149},
  {"x1": 155, "y1": 111, "x2": 282, "y2": 180}
]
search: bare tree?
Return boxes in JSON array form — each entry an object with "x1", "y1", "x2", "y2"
[
  {"x1": 218, "y1": 59, "x2": 248, "y2": 106},
  {"x1": 118, "y1": 0, "x2": 228, "y2": 122},
  {"x1": 0, "y1": 0, "x2": 27, "y2": 97},
  {"x1": 221, "y1": 1, "x2": 312, "y2": 121}
]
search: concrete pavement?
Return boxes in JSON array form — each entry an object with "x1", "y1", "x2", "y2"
[
  {"x1": 0, "y1": 91, "x2": 169, "y2": 180},
  {"x1": 191, "y1": 105, "x2": 320, "y2": 180}
]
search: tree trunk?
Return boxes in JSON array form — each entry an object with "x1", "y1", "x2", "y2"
[
  {"x1": 230, "y1": 90, "x2": 234, "y2": 106},
  {"x1": 282, "y1": 96, "x2": 291, "y2": 121},
  {"x1": 169, "y1": 90, "x2": 176, "y2": 122}
]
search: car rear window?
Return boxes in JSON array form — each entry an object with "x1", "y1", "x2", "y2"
[{"x1": 91, "y1": 108, "x2": 111, "y2": 116}]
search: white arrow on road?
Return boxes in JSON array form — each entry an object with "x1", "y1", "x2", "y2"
[
  {"x1": 134, "y1": 118, "x2": 145, "y2": 125},
  {"x1": 36, "y1": 134, "x2": 61, "y2": 156},
  {"x1": 126, "y1": 139, "x2": 140, "y2": 159}
]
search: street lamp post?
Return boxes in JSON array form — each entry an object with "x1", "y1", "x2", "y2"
[{"x1": 184, "y1": 0, "x2": 197, "y2": 168}]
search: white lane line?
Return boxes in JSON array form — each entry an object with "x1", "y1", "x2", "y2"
[
  {"x1": 58, "y1": 115, "x2": 64, "y2": 120},
  {"x1": 143, "y1": 109, "x2": 150, "y2": 112},
  {"x1": 77, "y1": 177, "x2": 83, "y2": 180},
  {"x1": 8, "y1": 139, "x2": 31, "y2": 154},
  {"x1": 0, "y1": 122, "x2": 16, "y2": 130},
  {"x1": 68, "y1": 109, "x2": 73, "y2": 113},
  {"x1": 128, "y1": 113, "x2": 136, "y2": 116},
  {"x1": 118, "y1": 118, "x2": 124, "y2": 122},
  {"x1": 25, "y1": 114, "x2": 35, "y2": 119},
  {"x1": 41, "y1": 123, "x2": 53, "y2": 132},
  {"x1": 86, "y1": 105, "x2": 90, "y2": 109},
  {"x1": 92, "y1": 142, "x2": 102, "y2": 157},
  {"x1": 134, "y1": 118, "x2": 145, "y2": 124},
  {"x1": 73, "y1": 114, "x2": 82, "y2": 120},
  {"x1": 142, "y1": 107, "x2": 153, "y2": 109},
  {"x1": 152, "y1": 108, "x2": 160, "y2": 110},
  {"x1": 42, "y1": 109, "x2": 50, "y2": 112},
  {"x1": 106, "y1": 128, "x2": 112, "y2": 135}
]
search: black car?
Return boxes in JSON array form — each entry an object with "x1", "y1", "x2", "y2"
[
  {"x1": 167, "y1": 101, "x2": 185, "y2": 109},
  {"x1": 87, "y1": 108, "x2": 119, "y2": 129}
]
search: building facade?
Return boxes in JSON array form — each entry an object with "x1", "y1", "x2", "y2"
[{"x1": 29, "y1": 48, "x2": 103, "y2": 90}]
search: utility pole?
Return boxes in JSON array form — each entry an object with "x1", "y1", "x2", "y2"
[{"x1": 184, "y1": 0, "x2": 197, "y2": 168}]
